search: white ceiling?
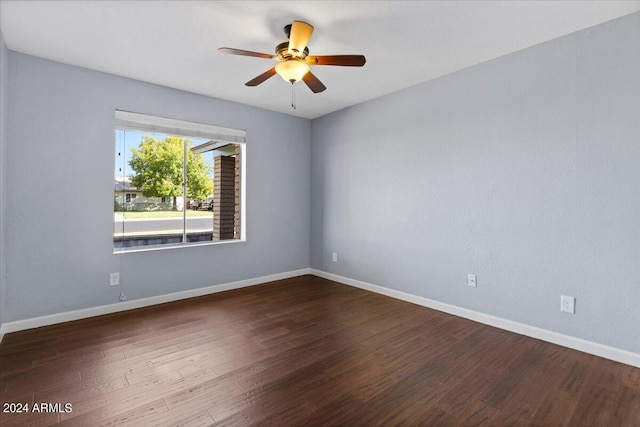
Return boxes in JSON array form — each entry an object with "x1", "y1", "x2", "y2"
[{"x1": 1, "y1": 1, "x2": 639, "y2": 119}]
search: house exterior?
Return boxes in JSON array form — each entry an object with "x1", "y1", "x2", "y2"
[{"x1": 114, "y1": 176, "x2": 181, "y2": 211}]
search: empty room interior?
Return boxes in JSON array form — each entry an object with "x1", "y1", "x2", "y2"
[{"x1": 0, "y1": 1, "x2": 639, "y2": 426}]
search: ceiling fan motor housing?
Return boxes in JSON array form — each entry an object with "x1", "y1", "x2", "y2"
[{"x1": 275, "y1": 42, "x2": 309, "y2": 60}]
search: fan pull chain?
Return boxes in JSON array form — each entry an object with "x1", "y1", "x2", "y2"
[{"x1": 291, "y1": 82, "x2": 296, "y2": 110}]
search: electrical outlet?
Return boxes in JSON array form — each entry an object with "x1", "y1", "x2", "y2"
[
  {"x1": 110, "y1": 272, "x2": 120, "y2": 286},
  {"x1": 561, "y1": 295, "x2": 575, "y2": 314},
  {"x1": 467, "y1": 274, "x2": 477, "y2": 287},
  {"x1": 332, "y1": 252, "x2": 338, "y2": 262}
]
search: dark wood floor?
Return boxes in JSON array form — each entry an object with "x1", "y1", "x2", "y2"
[{"x1": 0, "y1": 275, "x2": 638, "y2": 426}]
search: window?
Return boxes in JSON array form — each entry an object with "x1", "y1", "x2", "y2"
[{"x1": 114, "y1": 111, "x2": 246, "y2": 251}]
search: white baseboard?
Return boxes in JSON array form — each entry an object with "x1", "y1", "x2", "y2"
[
  {"x1": 310, "y1": 269, "x2": 640, "y2": 368},
  {"x1": 3, "y1": 268, "x2": 638, "y2": 369},
  {"x1": 0, "y1": 268, "x2": 312, "y2": 342}
]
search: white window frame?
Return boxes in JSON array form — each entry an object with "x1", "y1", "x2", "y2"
[{"x1": 114, "y1": 110, "x2": 247, "y2": 253}]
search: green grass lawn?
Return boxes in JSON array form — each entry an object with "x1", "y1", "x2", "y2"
[{"x1": 119, "y1": 210, "x2": 212, "y2": 219}]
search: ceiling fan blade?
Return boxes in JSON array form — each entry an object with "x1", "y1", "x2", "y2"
[
  {"x1": 288, "y1": 21, "x2": 314, "y2": 57},
  {"x1": 302, "y1": 71, "x2": 326, "y2": 93},
  {"x1": 245, "y1": 68, "x2": 277, "y2": 86},
  {"x1": 218, "y1": 47, "x2": 274, "y2": 59},
  {"x1": 306, "y1": 55, "x2": 366, "y2": 66}
]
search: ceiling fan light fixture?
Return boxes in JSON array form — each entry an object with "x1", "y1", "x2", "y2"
[{"x1": 275, "y1": 60, "x2": 309, "y2": 83}]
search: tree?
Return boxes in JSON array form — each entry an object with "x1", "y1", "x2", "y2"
[{"x1": 129, "y1": 136, "x2": 213, "y2": 210}]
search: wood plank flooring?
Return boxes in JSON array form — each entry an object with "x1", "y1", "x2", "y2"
[{"x1": 0, "y1": 275, "x2": 638, "y2": 426}]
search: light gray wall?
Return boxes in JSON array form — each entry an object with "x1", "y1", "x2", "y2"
[
  {"x1": 5, "y1": 52, "x2": 310, "y2": 322},
  {"x1": 310, "y1": 13, "x2": 640, "y2": 353},
  {"x1": 0, "y1": 30, "x2": 7, "y2": 328}
]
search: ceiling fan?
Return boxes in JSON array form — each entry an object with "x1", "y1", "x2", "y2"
[{"x1": 218, "y1": 21, "x2": 366, "y2": 93}]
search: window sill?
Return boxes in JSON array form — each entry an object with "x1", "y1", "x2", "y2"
[{"x1": 113, "y1": 238, "x2": 246, "y2": 254}]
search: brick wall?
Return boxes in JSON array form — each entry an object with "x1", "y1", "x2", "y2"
[{"x1": 213, "y1": 155, "x2": 236, "y2": 240}]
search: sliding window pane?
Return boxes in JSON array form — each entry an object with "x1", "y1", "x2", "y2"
[
  {"x1": 113, "y1": 131, "x2": 185, "y2": 249},
  {"x1": 188, "y1": 141, "x2": 242, "y2": 242}
]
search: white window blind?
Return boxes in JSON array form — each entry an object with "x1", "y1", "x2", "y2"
[{"x1": 115, "y1": 110, "x2": 246, "y2": 144}]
